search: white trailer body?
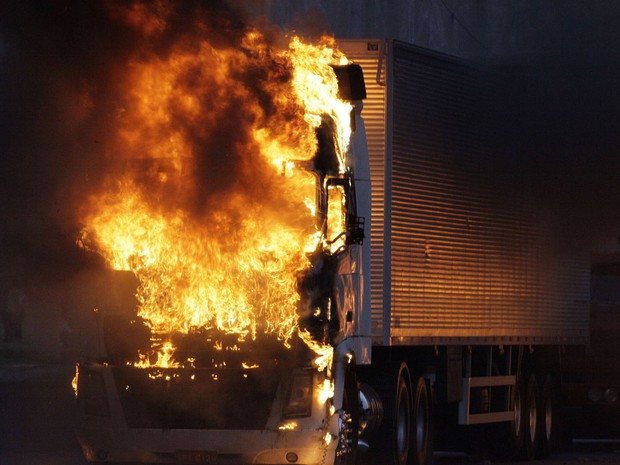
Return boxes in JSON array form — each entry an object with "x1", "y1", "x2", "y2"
[{"x1": 339, "y1": 39, "x2": 589, "y2": 347}]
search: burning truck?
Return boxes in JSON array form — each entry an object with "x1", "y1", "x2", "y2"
[
  {"x1": 73, "y1": 22, "x2": 373, "y2": 465},
  {"x1": 73, "y1": 8, "x2": 591, "y2": 465}
]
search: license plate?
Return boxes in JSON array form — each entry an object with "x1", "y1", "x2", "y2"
[{"x1": 174, "y1": 450, "x2": 217, "y2": 464}]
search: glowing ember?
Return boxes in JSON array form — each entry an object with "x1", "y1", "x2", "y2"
[
  {"x1": 79, "y1": 9, "x2": 351, "y2": 367},
  {"x1": 317, "y1": 378, "x2": 335, "y2": 404},
  {"x1": 241, "y1": 362, "x2": 260, "y2": 369},
  {"x1": 278, "y1": 421, "x2": 298, "y2": 431},
  {"x1": 71, "y1": 365, "x2": 79, "y2": 399}
]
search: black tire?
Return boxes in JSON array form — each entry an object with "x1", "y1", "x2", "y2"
[
  {"x1": 411, "y1": 376, "x2": 433, "y2": 465},
  {"x1": 393, "y1": 368, "x2": 412, "y2": 465},
  {"x1": 365, "y1": 362, "x2": 412, "y2": 465},
  {"x1": 537, "y1": 374, "x2": 555, "y2": 459},
  {"x1": 523, "y1": 373, "x2": 539, "y2": 461},
  {"x1": 494, "y1": 376, "x2": 526, "y2": 460}
]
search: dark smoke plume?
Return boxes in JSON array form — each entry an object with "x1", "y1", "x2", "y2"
[{"x1": 0, "y1": 0, "x2": 285, "y2": 285}]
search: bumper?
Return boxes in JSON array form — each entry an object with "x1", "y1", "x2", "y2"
[
  {"x1": 77, "y1": 422, "x2": 338, "y2": 464},
  {"x1": 74, "y1": 339, "x2": 363, "y2": 464}
]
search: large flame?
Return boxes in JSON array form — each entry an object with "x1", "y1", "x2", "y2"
[{"x1": 80, "y1": 16, "x2": 351, "y2": 366}]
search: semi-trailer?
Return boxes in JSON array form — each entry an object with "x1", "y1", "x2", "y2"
[{"x1": 75, "y1": 39, "x2": 590, "y2": 465}]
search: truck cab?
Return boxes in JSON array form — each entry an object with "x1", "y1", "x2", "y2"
[{"x1": 74, "y1": 63, "x2": 372, "y2": 465}]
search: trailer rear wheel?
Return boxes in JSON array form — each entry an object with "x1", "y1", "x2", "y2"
[
  {"x1": 537, "y1": 375, "x2": 555, "y2": 458},
  {"x1": 494, "y1": 376, "x2": 526, "y2": 459},
  {"x1": 523, "y1": 374, "x2": 539, "y2": 460},
  {"x1": 411, "y1": 376, "x2": 433, "y2": 465}
]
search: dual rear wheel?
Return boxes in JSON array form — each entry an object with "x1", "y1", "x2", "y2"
[
  {"x1": 361, "y1": 362, "x2": 432, "y2": 465},
  {"x1": 499, "y1": 372, "x2": 556, "y2": 460},
  {"x1": 356, "y1": 368, "x2": 556, "y2": 464}
]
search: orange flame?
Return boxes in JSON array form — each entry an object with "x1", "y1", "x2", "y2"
[
  {"x1": 80, "y1": 24, "x2": 350, "y2": 367},
  {"x1": 134, "y1": 340, "x2": 179, "y2": 368}
]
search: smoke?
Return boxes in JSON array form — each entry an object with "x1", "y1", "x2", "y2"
[{"x1": 0, "y1": 0, "x2": 303, "y2": 286}]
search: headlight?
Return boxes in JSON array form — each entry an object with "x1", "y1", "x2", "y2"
[{"x1": 283, "y1": 369, "x2": 313, "y2": 418}]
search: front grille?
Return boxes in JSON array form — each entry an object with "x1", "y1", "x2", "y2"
[{"x1": 113, "y1": 366, "x2": 281, "y2": 429}]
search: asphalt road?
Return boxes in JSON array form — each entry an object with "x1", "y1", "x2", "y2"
[
  {"x1": 1, "y1": 343, "x2": 620, "y2": 465},
  {"x1": 0, "y1": 354, "x2": 87, "y2": 465}
]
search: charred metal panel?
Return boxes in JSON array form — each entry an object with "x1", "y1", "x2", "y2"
[
  {"x1": 340, "y1": 39, "x2": 589, "y2": 345},
  {"x1": 112, "y1": 366, "x2": 280, "y2": 430}
]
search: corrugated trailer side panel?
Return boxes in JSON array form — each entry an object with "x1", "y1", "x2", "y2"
[
  {"x1": 340, "y1": 39, "x2": 589, "y2": 346},
  {"x1": 337, "y1": 40, "x2": 388, "y2": 342},
  {"x1": 386, "y1": 40, "x2": 589, "y2": 345}
]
